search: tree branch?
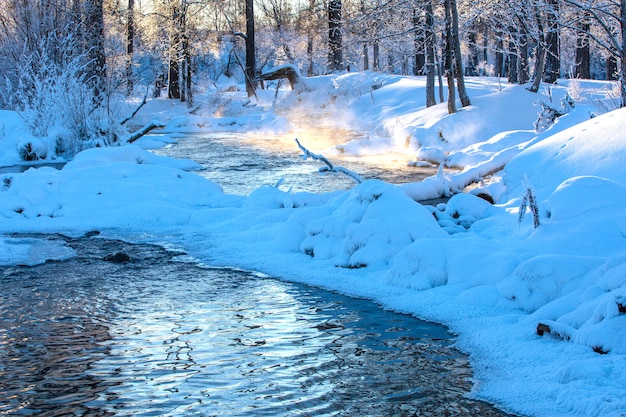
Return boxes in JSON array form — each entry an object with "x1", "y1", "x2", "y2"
[
  {"x1": 119, "y1": 85, "x2": 149, "y2": 125},
  {"x1": 295, "y1": 138, "x2": 364, "y2": 183},
  {"x1": 127, "y1": 121, "x2": 166, "y2": 143}
]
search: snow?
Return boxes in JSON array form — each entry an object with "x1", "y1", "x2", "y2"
[{"x1": 2, "y1": 74, "x2": 626, "y2": 416}]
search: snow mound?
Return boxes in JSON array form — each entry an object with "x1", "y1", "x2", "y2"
[
  {"x1": 300, "y1": 180, "x2": 446, "y2": 268},
  {"x1": 502, "y1": 106, "x2": 626, "y2": 201}
]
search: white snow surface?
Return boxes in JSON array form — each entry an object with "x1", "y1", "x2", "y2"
[{"x1": 1, "y1": 74, "x2": 626, "y2": 416}]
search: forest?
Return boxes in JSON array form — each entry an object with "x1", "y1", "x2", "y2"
[{"x1": 0, "y1": 0, "x2": 624, "y2": 155}]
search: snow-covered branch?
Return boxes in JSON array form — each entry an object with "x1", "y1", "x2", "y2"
[
  {"x1": 127, "y1": 121, "x2": 165, "y2": 143},
  {"x1": 119, "y1": 86, "x2": 149, "y2": 126},
  {"x1": 295, "y1": 138, "x2": 364, "y2": 183}
]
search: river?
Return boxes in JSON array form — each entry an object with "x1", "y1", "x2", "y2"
[
  {"x1": 0, "y1": 235, "x2": 512, "y2": 416},
  {"x1": 0, "y1": 130, "x2": 515, "y2": 416}
]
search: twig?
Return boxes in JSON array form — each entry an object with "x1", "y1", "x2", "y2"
[
  {"x1": 295, "y1": 138, "x2": 364, "y2": 183},
  {"x1": 518, "y1": 177, "x2": 540, "y2": 228}
]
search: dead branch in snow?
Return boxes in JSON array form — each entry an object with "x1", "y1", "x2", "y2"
[
  {"x1": 127, "y1": 121, "x2": 165, "y2": 143},
  {"x1": 295, "y1": 138, "x2": 364, "y2": 183},
  {"x1": 119, "y1": 85, "x2": 150, "y2": 125}
]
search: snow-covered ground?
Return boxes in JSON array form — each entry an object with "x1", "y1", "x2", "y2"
[{"x1": 1, "y1": 73, "x2": 626, "y2": 416}]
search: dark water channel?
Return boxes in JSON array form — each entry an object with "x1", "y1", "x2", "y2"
[{"x1": 0, "y1": 236, "x2": 512, "y2": 416}]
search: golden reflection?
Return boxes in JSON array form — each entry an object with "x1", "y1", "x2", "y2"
[{"x1": 242, "y1": 108, "x2": 425, "y2": 176}]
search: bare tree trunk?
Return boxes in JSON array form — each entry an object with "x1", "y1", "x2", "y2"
[
  {"x1": 413, "y1": 9, "x2": 425, "y2": 75},
  {"x1": 482, "y1": 22, "x2": 489, "y2": 72},
  {"x1": 182, "y1": 32, "x2": 192, "y2": 105},
  {"x1": 328, "y1": 0, "x2": 343, "y2": 71},
  {"x1": 436, "y1": 45, "x2": 444, "y2": 103},
  {"x1": 307, "y1": 36, "x2": 314, "y2": 76},
  {"x1": 245, "y1": 0, "x2": 257, "y2": 97},
  {"x1": 126, "y1": 0, "x2": 134, "y2": 95},
  {"x1": 529, "y1": 47, "x2": 546, "y2": 93},
  {"x1": 168, "y1": 6, "x2": 180, "y2": 99},
  {"x1": 425, "y1": 0, "x2": 436, "y2": 107},
  {"x1": 529, "y1": 7, "x2": 546, "y2": 93},
  {"x1": 373, "y1": 39, "x2": 380, "y2": 70},
  {"x1": 85, "y1": 0, "x2": 106, "y2": 100},
  {"x1": 621, "y1": 0, "x2": 626, "y2": 107},
  {"x1": 467, "y1": 25, "x2": 479, "y2": 76},
  {"x1": 495, "y1": 31, "x2": 504, "y2": 77},
  {"x1": 360, "y1": 0, "x2": 369, "y2": 71},
  {"x1": 607, "y1": 55, "x2": 618, "y2": 80},
  {"x1": 450, "y1": 0, "x2": 470, "y2": 107},
  {"x1": 574, "y1": 10, "x2": 591, "y2": 79},
  {"x1": 180, "y1": 7, "x2": 187, "y2": 103},
  {"x1": 363, "y1": 43, "x2": 369, "y2": 70},
  {"x1": 507, "y1": 31, "x2": 518, "y2": 83},
  {"x1": 544, "y1": 0, "x2": 560, "y2": 83},
  {"x1": 444, "y1": 0, "x2": 456, "y2": 114},
  {"x1": 517, "y1": 25, "x2": 530, "y2": 84},
  {"x1": 306, "y1": 0, "x2": 315, "y2": 76}
]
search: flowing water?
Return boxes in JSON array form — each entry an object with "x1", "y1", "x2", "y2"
[
  {"x1": 0, "y1": 235, "x2": 512, "y2": 416},
  {"x1": 0, "y1": 131, "x2": 515, "y2": 416},
  {"x1": 152, "y1": 130, "x2": 436, "y2": 195}
]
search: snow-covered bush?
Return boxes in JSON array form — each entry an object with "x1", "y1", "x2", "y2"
[
  {"x1": 17, "y1": 140, "x2": 47, "y2": 161},
  {"x1": 4, "y1": 37, "x2": 125, "y2": 160},
  {"x1": 5, "y1": 46, "x2": 58, "y2": 137},
  {"x1": 2, "y1": 176, "x2": 12, "y2": 191},
  {"x1": 534, "y1": 92, "x2": 575, "y2": 133},
  {"x1": 567, "y1": 77, "x2": 583, "y2": 101}
]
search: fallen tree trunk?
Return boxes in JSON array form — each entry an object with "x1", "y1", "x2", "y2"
[
  {"x1": 256, "y1": 65, "x2": 301, "y2": 89},
  {"x1": 127, "y1": 121, "x2": 166, "y2": 143}
]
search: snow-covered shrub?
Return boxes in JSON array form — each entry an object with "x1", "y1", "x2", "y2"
[
  {"x1": 6, "y1": 47, "x2": 58, "y2": 137},
  {"x1": 431, "y1": 192, "x2": 496, "y2": 234},
  {"x1": 18, "y1": 142, "x2": 41, "y2": 161},
  {"x1": 534, "y1": 92, "x2": 575, "y2": 133},
  {"x1": 5, "y1": 36, "x2": 125, "y2": 160},
  {"x1": 497, "y1": 254, "x2": 596, "y2": 313},
  {"x1": 567, "y1": 77, "x2": 583, "y2": 101}
]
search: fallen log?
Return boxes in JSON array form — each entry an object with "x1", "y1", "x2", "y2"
[
  {"x1": 535, "y1": 321, "x2": 572, "y2": 341},
  {"x1": 127, "y1": 121, "x2": 166, "y2": 143},
  {"x1": 537, "y1": 320, "x2": 610, "y2": 354},
  {"x1": 256, "y1": 64, "x2": 300, "y2": 89}
]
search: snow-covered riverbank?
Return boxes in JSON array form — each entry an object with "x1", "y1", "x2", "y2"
[{"x1": 1, "y1": 74, "x2": 625, "y2": 416}]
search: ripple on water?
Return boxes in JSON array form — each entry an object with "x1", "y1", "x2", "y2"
[{"x1": 0, "y1": 237, "x2": 514, "y2": 416}]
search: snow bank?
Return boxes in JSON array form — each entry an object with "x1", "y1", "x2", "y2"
[{"x1": 502, "y1": 107, "x2": 626, "y2": 201}]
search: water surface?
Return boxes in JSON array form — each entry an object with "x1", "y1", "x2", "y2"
[
  {"x1": 153, "y1": 132, "x2": 436, "y2": 195},
  {"x1": 0, "y1": 235, "x2": 512, "y2": 416}
]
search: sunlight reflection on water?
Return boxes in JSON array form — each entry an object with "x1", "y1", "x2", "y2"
[{"x1": 154, "y1": 131, "x2": 436, "y2": 196}]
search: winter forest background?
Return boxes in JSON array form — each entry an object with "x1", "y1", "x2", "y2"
[{"x1": 1, "y1": 0, "x2": 625, "y2": 158}]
